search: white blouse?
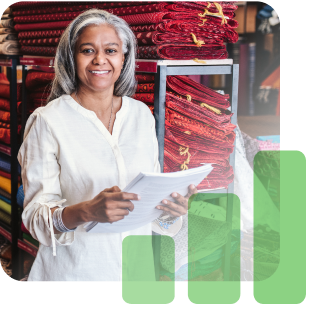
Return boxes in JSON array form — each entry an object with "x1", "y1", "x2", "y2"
[{"x1": 18, "y1": 94, "x2": 161, "y2": 281}]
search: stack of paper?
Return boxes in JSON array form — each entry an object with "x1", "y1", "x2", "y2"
[{"x1": 84, "y1": 164, "x2": 213, "y2": 233}]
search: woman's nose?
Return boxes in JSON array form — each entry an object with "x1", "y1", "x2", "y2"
[{"x1": 92, "y1": 51, "x2": 106, "y2": 65}]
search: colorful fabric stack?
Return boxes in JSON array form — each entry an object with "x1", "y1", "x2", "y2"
[
  {"x1": 11, "y1": 1, "x2": 239, "y2": 59},
  {"x1": 0, "y1": 74, "x2": 22, "y2": 145},
  {"x1": 0, "y1": 7, "x2": 20, "y2": 55},
  {"x1": 134, "y1": 74, "x2": 235, "y2": 191},
  {"x1": 0, "y1": 153, "x2": 13, "y2": 225},
  {"x1": 25, "y1": 68, "x2": 55, "y2": 111}
]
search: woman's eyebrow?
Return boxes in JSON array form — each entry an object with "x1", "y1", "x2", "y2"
[{"x1": 79, "y1": 42, "x2": 119, "y2": 47}]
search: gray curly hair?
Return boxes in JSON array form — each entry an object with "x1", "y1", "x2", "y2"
[{"x1": 47, "y1": 9, "x2": 137, "y2": 103}]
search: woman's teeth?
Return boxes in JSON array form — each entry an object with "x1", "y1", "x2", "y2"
[{"x1": 90, "y1": 71, "x2": 110, "y2": 74}]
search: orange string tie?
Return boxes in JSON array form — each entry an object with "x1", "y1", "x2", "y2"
[
  {"x1": 198, "y1": 18, "x2": 207, "y2": 26},
  {"x1": 193, "y1": 58, "x2": 207, "y2": 64},
  {"x1": 190, "y1": 33, "x2": 205, "y2": 47},
  {"x1": 200, "y1": 103, "x2": 222, "y2": 114},
  {"x1": 179, "y1": 146, "x2": 191, "y2": 171},
  {"x1": 198, "y1": 2, "x2": 227, "y2": 25},
  {"x1": 186, "y1": 94, "x2": 192, "y2": 101}
]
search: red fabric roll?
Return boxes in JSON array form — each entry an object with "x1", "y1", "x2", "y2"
[
  {"x1": 131, "y1": 24, "x2": 158, "y2": 32},
  {"x1": 135, "y1": 31, "x2": 224, "y2": 46},
  {"x1": 120, "y1": 12, "x2": 169, "y2": 25},
  {"x1": 0, "y1": 128, "x2": 10, "y2": 145},
  {"x1": 135, "y1": 73, "x2": 155, "y2": 83},
  {"x1": 166, "y1": 76, "x2": 230, "y2": 109},
  {"x1": 165, "y1": 93, "x2": 234, "y2": 132},
  {"x1": 15, "y1": 20, "x2": 71, "y2": 32},
  {"x1": 0, "y1": 98, "x2": 10, "y2": 112},
  {"x1": 14, "y1": 12, "x2": 80, "y2": 24},
  {"x1": 19, "y1": 37, "x2": 60, "y2": 47},
  {"x1": 133, "y1": 93, "x2": 154, "y2": 104},
  {"x1": 12, "y1": 2, "x2": 155, "y2": 15},
  {"x1": 0, "y1": 84, "x2": 22, "y2": 101},
  {"x1": 0, "y1": 169, "x2": 11, "y2": 180},
  {"x1": 137, "y1": 44, "x2": 228, "y2": 60},
  {"x1": 18, "y1": 29, "x2": 65, "y2": 39},
  {"x1": 21, "y1": 45, "x2": 57, "y2": 56},
  {"x1": 26, "y1": 70, "x2": 55, "y2": 90},
  {"x1": 0, "y1": 122, "x2": 10, "y2": 129},
  {"x1": 29, "y1": 91, "x2": 50, "y2": 100},
  {"x1": 147, "y1": 105, "x2": 154, "y2": 114},
  {"x1": 0, "y1": 111, "x2": 11, "y2": 123},
  {"x1": 136, "y1": 83, "x2": 155, "y2": 93}
]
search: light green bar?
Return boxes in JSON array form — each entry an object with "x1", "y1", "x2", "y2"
[
  {"x1": 254, "y1": 151, "x2": 306, "y2": 304},
  {"x1": 122, "y1": 235, "x2": 174, "y2": 304},
  {"x1": 188, "y1": 193, "x2": 240, "y2": 304}
]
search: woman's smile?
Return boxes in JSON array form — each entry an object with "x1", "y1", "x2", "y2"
[{"x1": 88, "y1": 70, "x2": 112, "y2": 76}]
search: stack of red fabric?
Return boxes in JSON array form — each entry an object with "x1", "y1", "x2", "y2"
[
  {"x1": 11, "y1": 1, "x2": 239, "y2": 60},
  {"x1": 25, "y1": 68, "x2": 55, "y2": 112},
  {"x1": 0, "y1": 75, "x2": 22, "y2": 145},
  {"x1": 134, "y1": 74, "x2": 236, "y2": 190}
]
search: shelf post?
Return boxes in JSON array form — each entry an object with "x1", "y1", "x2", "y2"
[
  {"x1": 154, "y1": 64, "x2": 167, "y2": 172},
  {"x1": 9, "y1": 57, "x2": 22, "y2": 280}
]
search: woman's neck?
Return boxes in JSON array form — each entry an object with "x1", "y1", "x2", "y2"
[{"x1": 71, "y1": 85, "x2": 122, "y2": 120}]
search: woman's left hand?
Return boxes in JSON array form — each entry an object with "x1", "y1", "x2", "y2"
[{"x1": 156, "y1": 184, "x2": 198, "y2": 217}]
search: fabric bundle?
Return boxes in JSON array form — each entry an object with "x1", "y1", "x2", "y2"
[
  {"x1": 0, "y1": 76, "x2": 23, "y2": 145},
  {"x1": 25, "y1": 69, "x2": 55, "y2": 111},
  {"x1": 12, "y1": 1, "x2": 239, "y2": 59},
  {"x1": 0, "y1": 8, "x2": 20, "y2": 55},
  {"x1": 133, "y1": 74, "x2": 236, "y2": 191}
]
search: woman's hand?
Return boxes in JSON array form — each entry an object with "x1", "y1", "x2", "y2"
[
  {"x1": 87, "y1": 186, "x2": 140, "y2": 224},
  {"x1": 156, "y1": 184, "x2": 198, "y2": 217}
]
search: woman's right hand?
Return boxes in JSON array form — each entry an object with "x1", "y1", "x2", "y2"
[{"x1": 86, "y1": 186, "x2": 140, "y2": 224}]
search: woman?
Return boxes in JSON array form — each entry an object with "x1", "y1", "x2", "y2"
[{"x1": 18, "y1": 9, "x2": 197, "y2": 281}]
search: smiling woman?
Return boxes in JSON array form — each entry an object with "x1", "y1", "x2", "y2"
[{"x1": 17, "y1": 9, "x2": 197, "y2": 281}]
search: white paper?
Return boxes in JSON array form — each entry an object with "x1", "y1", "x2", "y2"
[{"x1": 84, "y1": 164, "x2": 213, "y2": 233}]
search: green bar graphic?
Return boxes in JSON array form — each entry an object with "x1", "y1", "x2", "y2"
[{"x1": 254, "y1": 151, "x2": 306, "y2": 304}]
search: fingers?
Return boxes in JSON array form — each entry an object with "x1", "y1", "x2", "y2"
[
  {"x1": 186, "y1": 184, "x2": 198, "y2": 198},
  {"x1": 156, "y1": 205, "x2": 185, "y2": 217}
]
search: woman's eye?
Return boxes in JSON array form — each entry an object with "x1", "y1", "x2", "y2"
[
  {"x1": 82, "y1": 48, "x2": 94, "y2": 53},
  {"x1": 106, "y1": 49, "x2": 117, "y2": 54}
]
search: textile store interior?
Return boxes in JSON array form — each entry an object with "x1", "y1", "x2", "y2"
[{"x1": 0, "y1": 1, "x2": 280, "y2": 282}]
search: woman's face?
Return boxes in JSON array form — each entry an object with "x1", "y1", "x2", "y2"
[{"x1": 74, "y1": 24, "x2": 125, "y2": 93}]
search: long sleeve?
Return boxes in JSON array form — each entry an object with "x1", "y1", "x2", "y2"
[{"x1": 18, "y1": 109, "x2": 74, "y2": 256}]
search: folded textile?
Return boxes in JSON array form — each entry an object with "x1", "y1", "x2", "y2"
[
  {"x1": 0, "y1": 111, "x2": 10, "y2": 123},
  {"x1": 133, "y1": 93, "x2": 154, "y2": 104},
  {"x1": 21, "y1": 222, "x2": 30, "y2": 235},
  {"x1": 17, "y1": 185, "x2": 24, "y2": 208},
  {"x1": 0, "y1": 34, "x2": 18, "y2": 42},
  {"x1": 0, "y1": 129, "x2": 10, "y2": 146},
  {"x1": 166, "y1": 93, "x2": 234, "y2": 132},
  {"x1": 135, "y1": 73, "x2": 155, "y2": 83},
  {"x1": 165, "y1": 108, "x2": 234, "y2": 144},
  {"x1": 136, "y1": 83, "x2": 155, "y2": 93},
  {"x1": 135, "y1": 31, "x2": 224, "y2": 46},
  {"x1": 15, "y1": 20, "x2": 71, "y2": 32},
  {"x1": 23, "y1": 233, "x2": 39, "y2": 247},
  {"x1": 21, "y1": 45, "x2": 56, "y2": 56},
  {"x1": 0, "y1": 188, "x2": 10, "y2": 199},
  {"x1": 12, "y1": 1, "x2": 152, "y2": 15},
  {"x1": 14, "y1": 12, "x2": 81, "y2": 24},
  {"x1": 0, "y1": 122, "x2": 10, "y2": 129},
  {"x1": 0, "y1": 40, "x2": 21, "y2": 55},
  {"x1": 26, "y1": 70, "x2": 55, "y2": 90},
  {"x1": 0, "y1": 194, "x2": 10, "y2": 205},
  {"x1": 0, "y1": 98, "x2": 10, "y2": 111},
  {"x1": 0, "y1": 199, "x2": 10, "y2": 215},
  {"x1": 0, "y1": 83, "x2": 22, "y2": 100},
  {"x1": 0, "y1": 19, "x2": 14, "y2": 29},
  {"x1": 28, "y1": 91, "x2": 50, "y2": 100},
  {"x1": 19, "y1": 37, "x2": 60, "y2": 46},
  {"x1": 0, "y1": 28, "x2": 15, "y2": 34},
  {"x1": 0, "y1": 176, "x2": 11, "y2": 194},
  {"x1": 0, "y1": 170, "x2": 10, "y2": 180},
  {"x1": 165, "y1": 126, "x2": 234, "y2": 154},
  {"x1": 147, "y1": 105, "x2": 154, "y2": 114},
  {"x1": 0, "y1": 150, "x2": 19, "y2": 175},
  {"x1": 0, "y1": 143, "x2": 10, "y2": 156},
  {"x1": 18, "y1": 29, "x2": 64, "y2": 39},
  {"x1": 0, "y1": 209, "x2": 10, "y2": 225},
  {"x1": 137, "y1": 44, "x2": 228, "y2": 60},
  {"x1": 167, "y1": 76, "x2": 231, "y2": 109}
]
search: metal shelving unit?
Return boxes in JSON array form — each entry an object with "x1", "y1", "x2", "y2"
[{"x1": 0, "y1": 54, "x2": 23, "y2": 280}]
